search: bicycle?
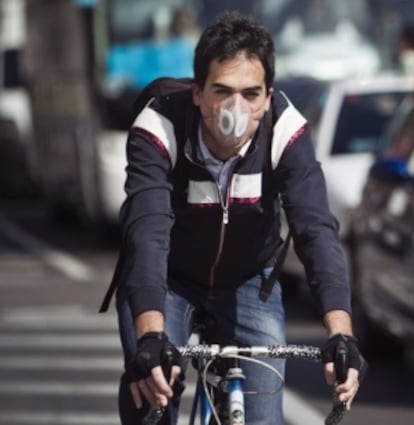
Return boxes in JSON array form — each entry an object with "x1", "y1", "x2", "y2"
[{"x1": 143, "y1": 320, "x2": 348, "y2": 425}]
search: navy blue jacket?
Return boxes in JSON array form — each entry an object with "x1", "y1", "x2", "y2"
[{"x1": 110, "y1": 89, "x2": 351, "y2": 319}]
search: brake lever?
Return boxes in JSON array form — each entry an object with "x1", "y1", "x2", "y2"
[
  {"x1": 335, "y1": 340, "x2": 348, "y2": 384},
  {"x1": 325, "y1": 340, "x2": 348, "y2": 425}
]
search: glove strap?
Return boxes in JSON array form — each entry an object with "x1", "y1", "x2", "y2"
[{"x1": 137, "y1": 331, "x2": 167, "y2": 344}]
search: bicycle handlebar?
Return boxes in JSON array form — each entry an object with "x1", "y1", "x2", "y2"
[
  {"x1": 178, "y1": 343, "x2": 322, "y2": 361},
  {"x1": 143, "y1": 343, "x2": 347, "y2": 425}
]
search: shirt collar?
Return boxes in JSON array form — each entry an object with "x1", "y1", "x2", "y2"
[{"x1": 197, "y1": 124, "x2": 252, "y2": 164}]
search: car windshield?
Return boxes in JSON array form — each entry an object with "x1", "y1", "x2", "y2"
[{"x1": 331, "y1": 92, "x2": 410, "y2": 156}]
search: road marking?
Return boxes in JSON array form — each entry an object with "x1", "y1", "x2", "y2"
[
  {"x1": 0, "y1": 305, "x2": 118, "y2": 330},
  {"x1": 0, "y1": 381, "x2": 193, "y2": 398},
  {"x1": 0, "y1": 213, "x2": 96, "y2": 282},
  {"x1": 0, "y1": 333, "x2": 121, "y2": 349},
  {"x1": 0, "y1": 276, "x2": 37, "y2": 287},
  {"x1": 0, "y1": 411, "x2": 192, "y2": 425},
  {"x1": 284, "y1": 388, "x2": 325, "y2": 425},
  {"x1": 0, "y1": 255, "x2": 51, "y2": 287},
  {"x1": 0, "y1": 381, "x2": 119, "y2": 396},
  {"x1": 0, "y1": 355, "x2": 122, "y2": 370},
  {"x1": 0, "y1": 411, "x2": 121, "y2": 425}
]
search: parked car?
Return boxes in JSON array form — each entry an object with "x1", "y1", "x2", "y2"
[
  {"x1": 279, "y1": 74, "x2": 414, "y2": 281},
  {"x1": 313, "y1": 73, "x2": 414, "y2": 233},
  {"x1": 346, "y1": 95, "x2": 414, "y2": 363}
]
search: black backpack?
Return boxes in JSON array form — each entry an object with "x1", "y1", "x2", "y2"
[{"x1": 133, "y1": 76, "x2": 194, "y2": 114}]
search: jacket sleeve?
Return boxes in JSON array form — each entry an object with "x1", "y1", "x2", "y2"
[
  {"x1": 276, "y1": 127, "x2": 352, "y2": 316},
  {"x1": 117, "y1": 118, "x2": 175, "y2": 320}
]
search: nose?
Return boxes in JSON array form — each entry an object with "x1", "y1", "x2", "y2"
[
  {"x1": 222, "y1": 93, "x2": 250, "y2": 113},
  {"x1": 231, "y1": 92, "x2": 246, "y2": 106}
]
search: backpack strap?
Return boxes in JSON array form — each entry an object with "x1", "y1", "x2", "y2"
[
  {"x1": 99, "y1": 259, "x2": 120, "y2": 312},
  {"x1": 133, "y1": 77, "x2": 193, "y2": 113},
  {"x1": 259, "y1": 231, "x2": 292, "y2": 302},
  {"x1": 99, "y1": 231, "x2": 129, "y2": 312}
]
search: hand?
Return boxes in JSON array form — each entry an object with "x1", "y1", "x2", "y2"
[
  {"x1": 126, "y1": 332, "x2": 182, "y2": 409},
  {"x1": 321, "y1": 334, "x2": 367, "y2": 410}
]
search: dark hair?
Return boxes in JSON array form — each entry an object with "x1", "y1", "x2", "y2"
[{"x1": 193, "y1": 11, "x2": 275, "y2": 90}]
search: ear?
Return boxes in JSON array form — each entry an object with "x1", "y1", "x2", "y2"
[
  {"x1": 192, "y1": 82, "x2": 201, "y2": 106},
  {"x1": 265, "y1": 87, "x2": 274, "y2": 112}
]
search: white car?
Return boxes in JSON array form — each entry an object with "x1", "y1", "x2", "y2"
[
  {"x1": 281, "y1": 73, "x2": 414, "y2": 280},
  {"x1": 314, "y1": 73, "x2": 414, "y2": 235}
]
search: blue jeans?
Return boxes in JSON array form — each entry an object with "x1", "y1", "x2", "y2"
[{"x1": 116, "y1": 268, "x2": 286, "y2": 425}]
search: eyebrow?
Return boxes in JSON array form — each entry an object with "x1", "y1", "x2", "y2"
[{"x1": 212, "y1": 83, "x2": 263, "y2": 93}]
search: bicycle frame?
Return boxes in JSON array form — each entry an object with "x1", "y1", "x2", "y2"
[
  {"x1": 190, "y1": 376, "x2": 214, "y2": 425},
  {"x1": 187, "y1": 375, "x2": 210, "y2": 425},
  {"x1": 190, "y1": 361, "x2": 246, "y2": 425}
]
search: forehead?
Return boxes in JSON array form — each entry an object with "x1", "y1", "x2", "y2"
[{"x1": 206, "y1": 53, "x2": 266, "y2": 89}]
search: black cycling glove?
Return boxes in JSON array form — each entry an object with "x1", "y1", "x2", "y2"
[
  {"x1": 321, "y1": 333, "x2": 367, "y2": 383},
  {"x1": 126, "y1": 331, "x2": 182, "y2": 383}
]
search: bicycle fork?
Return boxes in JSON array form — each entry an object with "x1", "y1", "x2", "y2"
[
  {"x1": 226, "y1": 368, "x2": 246, "y2": 425},
  {"x1": 196, "y1": 365, "x2": 246, "y2": 425}
]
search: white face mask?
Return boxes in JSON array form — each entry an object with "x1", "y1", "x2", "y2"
[{"x1": 215, "y1": 96, "x2": 252, "y2": 147}]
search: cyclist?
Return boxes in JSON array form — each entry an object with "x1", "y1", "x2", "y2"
[{"x1": 103, "y1": 11, "x2": 366, "y2": 425}]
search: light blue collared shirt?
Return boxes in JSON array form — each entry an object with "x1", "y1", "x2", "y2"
[{"x1": 197, "y1": 125, "x2": 252, "y2": 202}]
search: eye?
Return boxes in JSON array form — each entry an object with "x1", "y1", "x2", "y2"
[
  {"x1": 243, "y1": 91, "x2": 261, "y2": 101},
  {"x1": 214, "y1": 87, "x2": 232, "y2": 96}
]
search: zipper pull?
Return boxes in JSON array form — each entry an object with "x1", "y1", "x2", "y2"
[{"x1": 223, "y1": 207, "x2": 229, "y2": 224}]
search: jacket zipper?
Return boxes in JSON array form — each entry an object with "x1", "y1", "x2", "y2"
[
  {"x1": 208, "y1": 169, "x2": 234, "y2": 287},
  {"x1": 185, "y1": 151, "x2": 236, "y2": 288}
]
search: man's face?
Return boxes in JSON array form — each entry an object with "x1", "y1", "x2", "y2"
[{"x1": 192, "y1": 52, "x2": 272, "y2": 159}]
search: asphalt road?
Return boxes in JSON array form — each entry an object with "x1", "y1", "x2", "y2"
[{"x1": 0, "y1": 198, "x2": 413, "y2": 425}]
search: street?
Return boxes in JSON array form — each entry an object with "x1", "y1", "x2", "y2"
[{"x1": 0, "y1": 199, "x2": 413, "y2": 425}]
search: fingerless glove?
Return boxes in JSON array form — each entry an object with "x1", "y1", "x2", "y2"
[
  {"x1": 126, "y1": 331, "x2": 182, "y2": 382},
  {"x1": 321, "y1": 333, "x2": 367, "y2": 382}
]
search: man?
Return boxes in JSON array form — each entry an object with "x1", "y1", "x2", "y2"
[{"x1": 107, "y1": 11, "x2": 365, "y2": 425}]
